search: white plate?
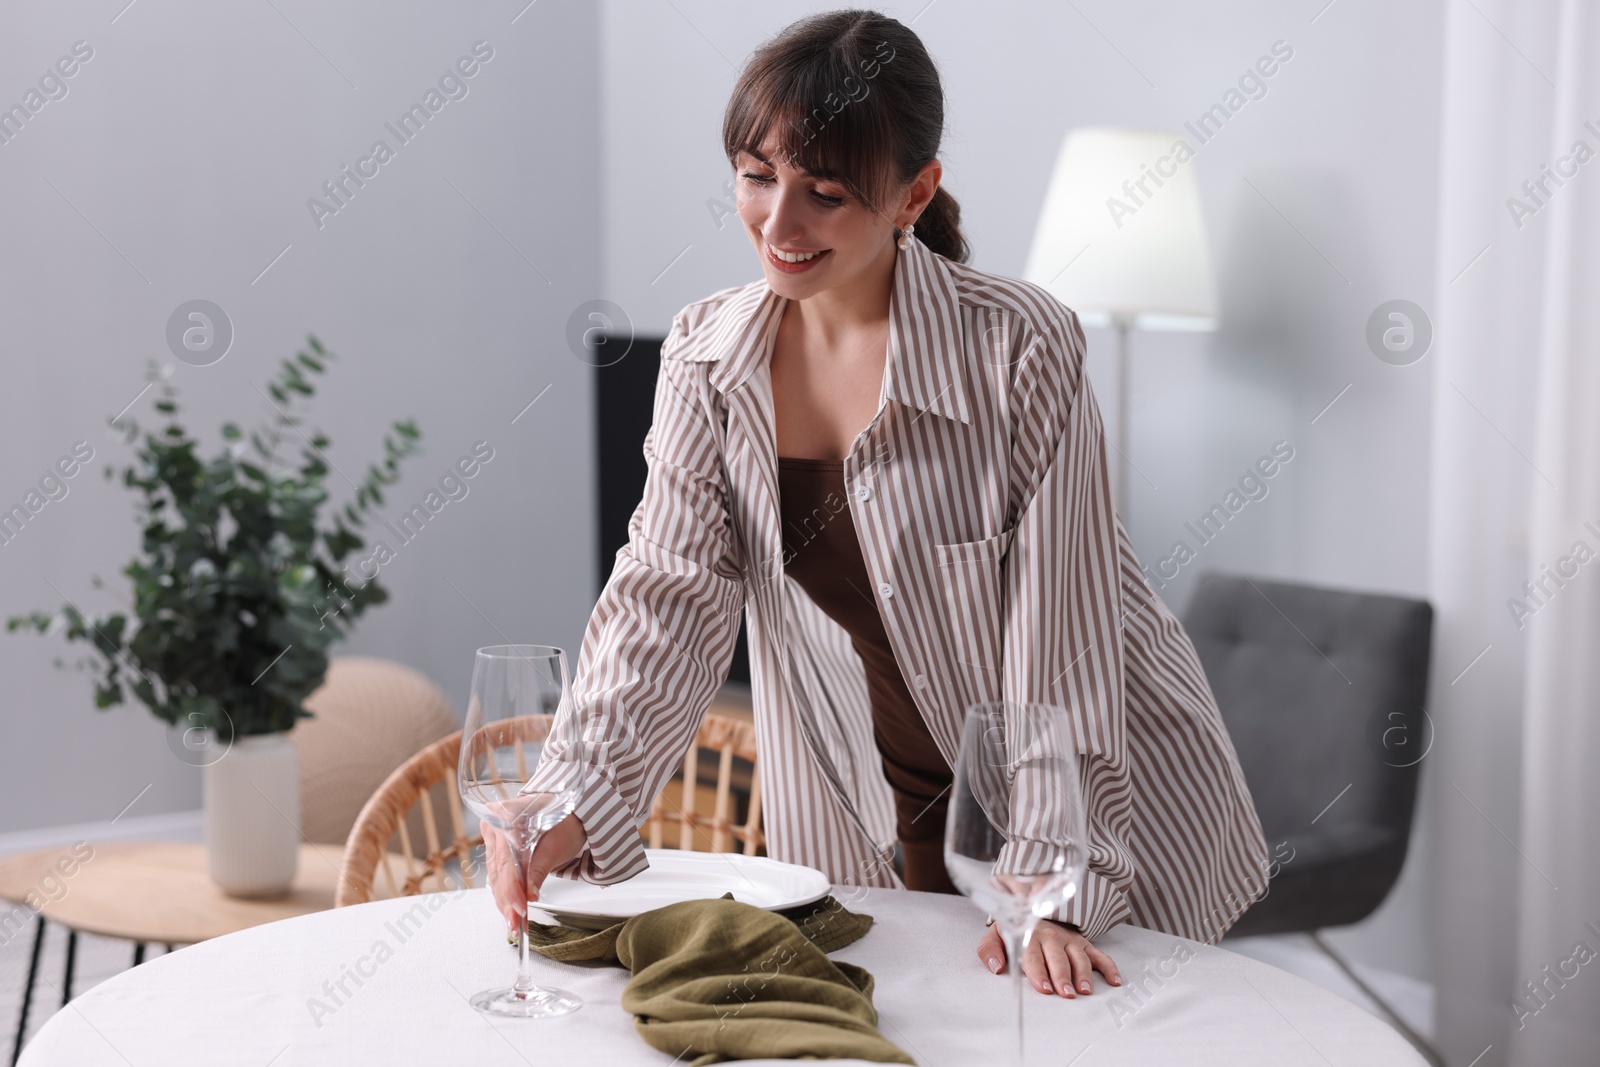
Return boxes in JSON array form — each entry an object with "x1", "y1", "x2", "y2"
[{"x1": 532, "y1": 849, "x2": 831, "y2": 930}]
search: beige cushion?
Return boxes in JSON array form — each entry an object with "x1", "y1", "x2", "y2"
[{"x1": 290, "y1": 656, "x2": 458, "y2": 846}]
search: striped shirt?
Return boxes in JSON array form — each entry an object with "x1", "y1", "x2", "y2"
[{"x1": 531, "y1": 234, "x2": 1271, "y2": 944}]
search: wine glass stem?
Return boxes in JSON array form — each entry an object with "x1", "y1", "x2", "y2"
[
  {"x1": 515, "y1": 909, "x2": 536, "y2": 995},
  {"x1": 513, "y1": 835, "x2": 537, "y2": 996},
  {"x1": 1004, "y1": 926, "x2": 1029, "y2": 1067}
]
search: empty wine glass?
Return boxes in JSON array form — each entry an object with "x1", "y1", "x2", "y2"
[
  {"x1": 458, "y1": 644, "x2": 587, "y2": 1018},
  {"x1": 945, "y1": 701, "x2": 1089, "y2": 1065}
]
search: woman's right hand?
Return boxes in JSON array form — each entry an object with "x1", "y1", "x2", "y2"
[{"x1": 483, "y1": 808, "x2": 587, "y2": 934}]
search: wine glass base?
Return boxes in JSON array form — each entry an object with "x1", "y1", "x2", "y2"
[{"x1": 469, "y1": 985, "x2": 582, "y2": 1018}]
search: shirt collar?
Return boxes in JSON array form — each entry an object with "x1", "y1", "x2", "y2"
[{"x1": 687, "y1": 236, "x2": 973, "y2": 427}]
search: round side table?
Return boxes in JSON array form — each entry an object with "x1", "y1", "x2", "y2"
[{"x1": 0, "y1": 841, "x2": 347, "y2": 1066}]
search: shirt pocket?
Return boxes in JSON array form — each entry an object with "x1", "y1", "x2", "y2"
[{"x1": 932, "y1": 526, "x2": 1015, "y2": 677}]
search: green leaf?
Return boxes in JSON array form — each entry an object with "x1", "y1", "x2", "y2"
[{"x1": 8, "y1": 335, "x2": 417, "y2": 737}]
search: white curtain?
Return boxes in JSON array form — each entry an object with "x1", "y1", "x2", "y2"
[
  {"x1": 1431, "y1": 1, "x2": 1600, "y2": 1064},
  {"x1": 1511, "y1": 0, "x2": 1600, "y2": 1061}
]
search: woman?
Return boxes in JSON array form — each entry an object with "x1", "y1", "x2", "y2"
[{"x1": 489, "y1": 9, "x2": 1271, "y2": 1002}]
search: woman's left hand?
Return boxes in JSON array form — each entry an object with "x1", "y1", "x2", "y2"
[{"x1": 977, "y1": 918, "x2": 1122, "y2": 997}]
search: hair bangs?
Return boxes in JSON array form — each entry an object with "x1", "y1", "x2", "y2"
[{"x1": 723, "y1": 47, "x2": 899, "y2": 214}]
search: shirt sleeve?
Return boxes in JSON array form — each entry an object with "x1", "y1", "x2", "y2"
[
  {"x1": 999, "y1": 302, "x2": 1137, "y2": 943},
  {"x1": 520, "y1": 321, "x2": 746, "y2": 885}
]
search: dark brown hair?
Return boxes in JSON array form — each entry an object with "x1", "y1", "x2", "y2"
[{"x1": 722, "y1": 9, "x2": 969, "y2": 263}]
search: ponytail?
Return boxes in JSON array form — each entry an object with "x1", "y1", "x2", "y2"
[{"x1": 910, "y1": 185, "x2": 968, "y2": 263}]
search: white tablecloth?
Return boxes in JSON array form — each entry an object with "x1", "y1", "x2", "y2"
[{"x1": 20, "y1": 885, "x2": 1425, "y2": 1066}]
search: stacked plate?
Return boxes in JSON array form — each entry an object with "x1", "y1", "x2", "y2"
[{"x1": 532, "y1": 849, "x2": 831, "y2": 930}]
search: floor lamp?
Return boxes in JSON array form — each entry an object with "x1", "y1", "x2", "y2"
[{"x1": 1023, "y1": 127, "x2": 1219, "y2": 522}]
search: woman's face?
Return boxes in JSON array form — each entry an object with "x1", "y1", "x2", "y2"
[{"x1": 734, "y1": 138, "x2": 897, "y2": 300}]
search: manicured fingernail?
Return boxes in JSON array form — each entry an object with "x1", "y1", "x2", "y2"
[
  {"x1": 1040, "y1": 979, "x2": 1052, "y2": 992},
  {"x1": 987, "y1": 956, "x2": 1000, "y2": 973},
  {"x1": 1080, "y1": 981, "x2": 1091, "y2": 993}
]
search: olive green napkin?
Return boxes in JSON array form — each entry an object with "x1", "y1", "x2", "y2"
[
  {"x1": 525, "y1": 894, "x2": 914, "y2": 1065},
  {"x1": 523, "y1": 892, "x2": 874, "y2": 961}
]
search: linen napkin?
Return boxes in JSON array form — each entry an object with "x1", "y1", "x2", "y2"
[
  {"x1": 524, "y1": 894, "x2": 914, "y2": 1065},
  {"x1": 523, "y1": 892, "x2": 874, "y2": 961}
]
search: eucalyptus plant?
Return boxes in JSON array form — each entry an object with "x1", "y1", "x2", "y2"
[{"x1": 8, "y1": 336, "x2": 420, "y2": 740}]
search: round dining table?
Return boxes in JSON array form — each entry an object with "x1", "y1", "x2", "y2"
[{"x1": 18, "y1": 883, "x2": 1426, "y2": 1066}]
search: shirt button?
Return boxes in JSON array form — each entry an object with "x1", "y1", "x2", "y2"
[
  {"x1": 856, "y1": 484, "x2": 871, "y2": 502},
  {"x1": 878, "y1": 581, "x2": 894, "y2": 599},
  {"x1": 913, "y1": 674, "x2": 927, "y2": 690}
]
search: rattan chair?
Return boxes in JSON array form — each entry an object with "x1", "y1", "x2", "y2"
[
  {"x1": 336, "y1": 710, "x2": 764, "y2": 907},
  {"x1": 643, "y1": 711, "x2": 762, "y2": 855}
]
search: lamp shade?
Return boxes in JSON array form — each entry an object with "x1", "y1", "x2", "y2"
[{"x1": 1023, "y1": 127, "x2": 1219, "y2": 331}]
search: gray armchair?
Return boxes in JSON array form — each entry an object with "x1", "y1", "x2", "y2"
[{"x1": 1181, "y1": 571, "x2": 1439, "y2": 1064}]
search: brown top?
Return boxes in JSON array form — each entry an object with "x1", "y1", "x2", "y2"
[{"x1": 776, "y1": 456, "x2": 957, "y2": 894}]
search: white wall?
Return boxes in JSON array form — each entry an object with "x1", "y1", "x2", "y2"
[
  {"x1": 598, "y1": 0, "x2": 1445, "y2": 983},
  {"x1": 0, "y1": 0, "x2": 600, "y2": 828}
]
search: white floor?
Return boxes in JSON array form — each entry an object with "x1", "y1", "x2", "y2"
[{"x1": 0, "y1": 811, "x2": 1436, "y2": 1061}]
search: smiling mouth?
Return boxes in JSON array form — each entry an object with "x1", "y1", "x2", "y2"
[{"x1": 766, "y1": 243, "x2": 831, "y2": 269}]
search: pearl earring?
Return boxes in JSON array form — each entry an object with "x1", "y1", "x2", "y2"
[{"x1": 897, "y1": 223, "x2": 915, "y2": 250}]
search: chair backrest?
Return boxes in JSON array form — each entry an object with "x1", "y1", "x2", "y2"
[
  {"x1": 1180, "y1": 571, "x2": 1433, "y2": 925},
  {"x1": 642, "y1": 712, "x2": 763, "y2": 855},
  {"x1": 336, "y1": 711, "x2": 764, "y2": 907},
  {"x1": 291, "y1": 656, "x2": 458, "y2": 846}
]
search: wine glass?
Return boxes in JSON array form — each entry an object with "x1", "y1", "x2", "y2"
[
  {"x1": 944, "y1": 701, "x2": 1089, "y2": 1066},
  {"x1": 458, "y1": 644, "x2": 587, "y2": 1018}
]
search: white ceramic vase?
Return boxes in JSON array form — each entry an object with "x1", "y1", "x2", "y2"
[{"x1": 204, "y1": 732, "x2": 300, "y2": 898}]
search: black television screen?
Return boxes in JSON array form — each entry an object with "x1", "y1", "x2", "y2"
[{"x1": 593, "y1": 331, "x2": 750, "y2": 685}]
